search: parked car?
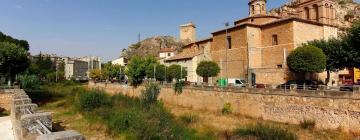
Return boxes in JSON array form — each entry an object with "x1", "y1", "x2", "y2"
[
  {"x1": 228, "y1": 79, "x2": 247, "y2": 87},
  {"x1": 278, "y1": 80, "x2": 322, "y2": 90},
  {"x1": 340, "y1": 83, "x2": 360, "y2": 91}
]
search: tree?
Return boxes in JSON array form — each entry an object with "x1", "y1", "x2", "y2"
[
  {"x1": 342, "y1": 20, "x2": 360, "y2": 69},
  {"x1": 125, "y1": 55, "x2": 146, "y2": 87},
  {"x1": 167, "y1": 64, "x2": 187, "y2": 82},
  {"x1": 145, "y1": 63, "x2": 167, "y2": 82},
  {"x1": 0, "y1": 42, "x2": 29, "y2": 85},
  {"x1": 90, "y1": 69, "x2": 102, "y2": 81},
  {"x1": 306, "y1": 38, "x2": 348, "y2": 84},
  {"x1": 287, "y1": 45, "x2": 326, "y2": 79},
  {"x1": 0, "y1": 32, "x2": 30, "y2": 51},
  {"x1": 196, "y1": 61, "x2": 220, "y2": 83}
]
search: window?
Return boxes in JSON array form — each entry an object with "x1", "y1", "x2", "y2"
[
  {"x1": 227, "y1": 36, "x2": 232, "y2": 49},
  {"x1": 251, "y1": 5, "x2": 255, "y2": 14},
  {"x1": 313, "y1": 4, "x2": 319, "y2": 22},
  {"x1": 272, "y1": 35, "x2": 278, "y2": 45},
  {"x1": 304, "y1": 7, "x2": 310, "y2": 20},
  {"x1": 277, "y1": 64, "x2": 283, "y2": 68},
  {"x1": 168, "y1": 53, "x2": 171, "y2": 56}
]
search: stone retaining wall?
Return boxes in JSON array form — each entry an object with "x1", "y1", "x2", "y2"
[
  {"x1": 0, "y1": 90, "x2": 15, "y2": 111},
  {"x1": 89, "y1": 82, "x2": 360, "y2": 133},
  {"x1": 3, "y1": 89, "x2": 85, "y2": 140}
]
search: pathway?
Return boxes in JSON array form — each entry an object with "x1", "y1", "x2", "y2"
[{"x1": 0, "y1": 116, "x2": 15, "y2": 140}]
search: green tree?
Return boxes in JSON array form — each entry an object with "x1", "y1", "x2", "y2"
[
  {"x1": 196, "y1": 61, "x2": 220, "y2": 83},
  {"x1": 90, "y1": 69, "x2": 102, "y2": 81},
  {"x1": 102, "y1": 62, "x2": 123, "y2": 81},
  {"x1": 306, "y1": 38, "x2": 347, "y2": 84},
  {"x1": 0, "y1": 42, "x2": 29, "y2": 85},
  {"x1": 167, "y1": 64, "x2": 187, "y2": 82},
  {"x1": 342, "y1": 20, "x2": 360, "y2": 69},
  {"x1": 145, "y1": 63, "x2": 167, "y2": 82},
  {"x1": 287, "y1": 45, "x2": 326, "y2": 79},
  {"x1": 0, "y1": 32, "x2": 30, "y2": 51},
  {"x1": 125, "y1": 55, "x2": 146, "y2": 87}
]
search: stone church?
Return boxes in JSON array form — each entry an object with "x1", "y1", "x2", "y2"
[{"x1": 165, "y1": 0, "x2": 340, "y2": 85}]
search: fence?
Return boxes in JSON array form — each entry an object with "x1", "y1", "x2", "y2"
[{"x1": 5, "y1": 89, "x2": 85, "y2": 140}]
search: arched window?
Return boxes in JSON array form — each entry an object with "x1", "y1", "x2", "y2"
[
  {"x1": 252, "y1": 5, "x2": 255, "y2": 14},
  {"x1": 304, "y1": 7, "x2": 310, "y2": 20},
  {"x1": 313, "y1": 4, "x2": 319, "y2": 22}
]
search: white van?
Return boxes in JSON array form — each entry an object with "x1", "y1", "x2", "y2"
[{"x1": 228, "y1": 79, "x2": 246, "y2": 87}]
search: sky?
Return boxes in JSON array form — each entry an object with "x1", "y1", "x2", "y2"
[{"x1": 0, "y1": 0, "x2": 350, "y2": 62}]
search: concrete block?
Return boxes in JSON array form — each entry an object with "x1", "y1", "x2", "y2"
[
  {"x1": 20, "y1": 112, "x2": 52, "y2": 139},
  {"x1": 12, "y1": 103, "x2": 38, "y2": 120},
  {"x1": 12, "y1": 98, "x2": 32, "y2": 105},
  {"x1": 36, "y1": 130, "x2": 85, "y2": 140}
]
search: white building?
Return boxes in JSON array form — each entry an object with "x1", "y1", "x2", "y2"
[
  {"x1": 80, "y1": 56, "x2": 102, "y2": 78},
  {"x1": 64, "y1": 57, "x2": 89, "y2": 80},
  {"x1": 112, "y1": 57, "x2": 128, "y2": 66},
  {"x1": 164, "y1": 38, "x2": 212, "y2": 84}
]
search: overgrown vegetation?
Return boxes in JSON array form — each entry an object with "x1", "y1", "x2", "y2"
[
  {"x1": 179, "y1": 114, "x2": 199, "y2": 125},
  {"x1": 222, "y1": 102, "x2": 232, "y2": 115},
  {"x1": 232, "y1": 123, "x2": 298, "y2": 140},
  {"x1": 33, "y1": 82, "x2": 214, "y2": 140},
  {"x1": 18, "y1": 75, "x2": 41, "y2": 90},
  {"x1": 173, "y1": 80, "x2": 185, "y2": 94},
  {"x1": 300, "y1": 119, "x2": 316, "y2": 130}
]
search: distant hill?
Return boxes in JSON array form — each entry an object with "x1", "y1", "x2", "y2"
[
  {"x1": 120, "y1": 36, "x2": 187, "y2": 59},
  {"x1": 269, "y1": 0, "x2": 360, "y2": 28}
]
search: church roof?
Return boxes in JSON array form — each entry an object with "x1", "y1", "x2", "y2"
[
  {"x1": 165, "y1": 51, "x2": 203, "y2": 62},
  {"x1": 212, "y1": 16, "x2": 338, "y2": 34}
]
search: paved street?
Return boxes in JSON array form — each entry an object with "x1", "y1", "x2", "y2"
[{"x1": 0, "y1": 116, "x2": 15, "y2": 140}]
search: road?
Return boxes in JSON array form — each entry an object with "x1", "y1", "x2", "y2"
[{"x1": 0, "y1": 116, "x2": 15, "y2": 140}]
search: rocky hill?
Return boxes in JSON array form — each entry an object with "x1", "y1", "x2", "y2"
[
  {"x1": 269, "y1": 0, "x2": 360, "y2": 28},
  {"x1": 121, "y1": 36, "x2": 186, "y2": 59}
]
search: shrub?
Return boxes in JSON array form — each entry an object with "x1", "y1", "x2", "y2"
[
  {"x1": 78, "y1": 89, "x2": 109, "y2": 112},
  {"x1": 233, "y1": 123, "x2": 298, "y2": 140},
  {"x1": 300, "y1": 119, "x2": 315, "y2": 129},
  {"x1": 18, "y1": 75, "x2": 41, "y2": 90},
  {"x1": 179, "y1": 114, "x2": 199, "y2": 125},
  {"x1": 140, "y1": 82, "x2": 160, "y2": 105},
  {"x1": 173, "y1": 80, "x2": 185, "y2": 94},
  {"x1": 222, "y1": 103, "x2": 232, "y2": 115}
]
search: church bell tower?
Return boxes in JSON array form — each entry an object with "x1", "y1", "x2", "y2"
[{"x1": 249, "y1": 0, "x2": 267, "y2": 16}]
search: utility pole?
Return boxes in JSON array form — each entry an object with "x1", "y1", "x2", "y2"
[
  {"x1": 55, "y1": 62, "x2": 58, "y2": 83},
  {"x1": 180, "y1": 65, "x2": 183, "y2": 81},
  {"x1": 225, "y1": 22, "x2": 229, "y2": 85},
  {"x1": 153, "y1": 64, "x2": 156, "y2": 81}
]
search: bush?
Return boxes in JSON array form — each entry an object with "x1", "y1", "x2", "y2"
[
  {"x1": 140, "y1": 82, "x2": 160, "y2": 106},
  {"x1": 78, "y1": 89, "x2": 109, "y2": 112},
  {"x1": 179, "y1": 114, "x2": 199, "y2": 125},
  {"x1": 18, "y1": 75, "x2": 41, "y2": 90},
  {"x1": 300, "y1": 119, "x2": 315, "y2": 129},
  {"x1": 287, "y1": 45, "x2": 326, "y2": 73},
  {"x1": 222, "y1": 103, "x2": 232, "y2": 115},
  {"x1": 233, "y1": 123, "x2": 298, "y2": 140},
  {"x1": 173, "y1": 80, "x2": 185, "y2": 94}
]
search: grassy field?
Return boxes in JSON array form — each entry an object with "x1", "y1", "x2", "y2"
[{"x1": 29, "y1": 82, "x2": 359, "y2": 140}]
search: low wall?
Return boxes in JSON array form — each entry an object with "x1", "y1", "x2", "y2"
[
  {"x1": 89, "y1": 82, "x2": 360, "y2": 133},
  {"x1": 0, "y1": 90, "x2": 15, "y2": 111},
  {"x1": 5, "y1": 89, "x2": 85, "y2": 140}
]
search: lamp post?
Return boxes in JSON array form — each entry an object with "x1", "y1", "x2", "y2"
[{"x1": 225, "y1": 22, "x2": 229, "y2": 85}]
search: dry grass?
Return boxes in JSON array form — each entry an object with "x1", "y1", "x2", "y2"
[
  {"x1": 166, "y1": 103, "x2": 358, "y2": 140},
  {"x1": 40, "y1": 100, "x2": 124, "y2": 140}
]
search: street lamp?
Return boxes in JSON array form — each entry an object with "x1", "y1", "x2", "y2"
[{"x1": 225, "y1": 22, "x2": 229, "y2": 85}]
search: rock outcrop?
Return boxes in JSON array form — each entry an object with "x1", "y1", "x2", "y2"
[{"x1": 121, "y1": 36, "x2": 187, "y2": 59}]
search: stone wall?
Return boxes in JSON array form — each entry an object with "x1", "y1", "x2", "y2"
[
  {"x1": 0, "y1": 90, "x2": 14, "y2": 111},
  {"x1": 4, "y1": 89, "x2": 85, "y2": 140},
  {"x1": 89, "y1": 82, "x2": 360, "y2": 133}
]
